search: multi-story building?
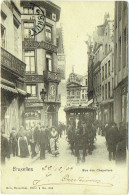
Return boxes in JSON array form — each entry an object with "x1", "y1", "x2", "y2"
[
  {"x1": 100, "y1": 16, "x2": 114, "y2": 123},
  {"x1": 114, "y1": 1, "x2": 128, "y2": 126},
  {"x1": 56, "y1": 26, "x2": 66, "y2": 80},
  {"x1": 20, "y1": 1, "x2": 61, "y2": 128},
  {"x1": 66, "y1": 71, "x2": 88, "y2": 107},
  {"x1": 1, "y1": 0, "x2": 27, "y2": 134},
  {"x1": 86, "y1": 13, "x2": 115, "y2": 123}
]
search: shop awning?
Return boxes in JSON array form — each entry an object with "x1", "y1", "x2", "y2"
[
  {"x1": 17, "y1": 88, "x2": 27, "y2": 96},
  {"x1": 1, "y1": 84, "x2": 18, "y2": 94}
]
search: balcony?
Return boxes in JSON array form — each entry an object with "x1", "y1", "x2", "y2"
[
  {"x1": 1, "y1": 47, "x2": 26, "y2": 77},
  {"x1": 43, "y1": 70, "x2": 61, "y2": 83}
]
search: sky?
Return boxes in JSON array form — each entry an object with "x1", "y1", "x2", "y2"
[{"x1": 54, "y1": 1, "x2": 114, "y2": 79}]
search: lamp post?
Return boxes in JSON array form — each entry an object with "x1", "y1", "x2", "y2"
[{"x1": 40, "y1": 89, "x2": 46, "y2": 102}]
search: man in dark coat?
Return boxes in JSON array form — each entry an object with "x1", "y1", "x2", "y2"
[
  {"x1": 116, "y1": 123, "x2": 126, "y2": 164},
  {"x1": 106, "y1": 122, "x2": 119, "y2": 161},
  {"x1": 39, "y1": 126, "x2": 47, "y2": 160},
  {"x1": 82, "y1": 122, "x2": 88, "y2": 162},
  {"x1": 87, "y1": 124, "x2": 94, "y2": 154},
  {"x1": 1, "y1": 132, "x2": 10, "y2": 165}
]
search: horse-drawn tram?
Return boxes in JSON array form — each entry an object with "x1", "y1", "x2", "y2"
[{"x1": 64, "y1": 105, "x2": 97, "y2": 163}]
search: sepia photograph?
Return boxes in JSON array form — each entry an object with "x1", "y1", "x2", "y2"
[{"x1": 0, "y1": 0, "x2": 128, "y2": 194}]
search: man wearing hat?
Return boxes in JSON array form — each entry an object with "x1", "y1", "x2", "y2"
[{"x1": 10, "y1": 127, "x2": 18, "y2": 157}]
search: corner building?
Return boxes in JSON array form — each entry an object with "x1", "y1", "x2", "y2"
[{"x1": 20, "y1": 1, "x2": 61, "y2": 128}]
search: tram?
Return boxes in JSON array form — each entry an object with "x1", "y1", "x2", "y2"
[{"x1": 64, "y1": 105, "x2": 96, "y2": 127}]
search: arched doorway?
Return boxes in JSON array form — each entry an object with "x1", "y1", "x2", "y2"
[{"x1": 47, "y1": 105, "x2": 57, "y2": 127}]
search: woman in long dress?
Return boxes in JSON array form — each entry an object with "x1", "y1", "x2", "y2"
[
  {"x1": 50, "y1": 127, "x2": 59, "y2": 156},
  {"x1": 17, "y1": 126, "x2": 29, "y2": 157}
]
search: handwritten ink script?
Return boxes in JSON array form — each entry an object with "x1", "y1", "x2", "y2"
[
  {"x1": 32, "y1": 165, "x2": 113, "y2": 188},
  {"x1": 29, "y1": 3, "x2": 46, "y2": 36}
]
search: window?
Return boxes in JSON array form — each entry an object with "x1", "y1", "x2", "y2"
[
  {"x1": 86, "y1": 79, "x2": 88, "y2": 86},
  {"x1": 26, "y1": 85, "x2": 36, "y2": 97},
  {"x1": 105, "y1": 63, "x2": 107, "y2": 79},
  {"x1": 119, "y1": 36, "x2": 121, "y2": 70},
  {"x1": 77, "y1": 91, "x2": 80, "y2": 96},
  {"x1": 82, "y1": 94, "x2": 85, "y2": 99},
  {"x1": 1, "y1": 25, "x2": 6, "y2": 48},
  {"x1": 23, "y1": 7, "x2": 34, "y2": 14},
  {"x1": 23, "y1": 22, "x2": 35, "y2": 39},
  {"x1": 25, "y1": 51, "x2": 35, "y2": 73},
  {"x1": 105, "y1": 84, "x2": 107, "y2": 99},
  {"x1": 123, "y1": 28, "x2": 127, "y2": 67},
  {"x1": 105, "y1": 44, "x2": 107, "y2": 55},
  {"x1": 108, "y1": 82, "x2": 110, "y2": 98},
  {"x1": 45, "y1": 25, "x2": 52, "y2": 42},
  {"x1": 46, "y1": 53, "x2": 52, "y2": 71},
  {"x1": 102, "y1": 86, "x2": 104, "y2": 100},
  {"x1": 72, "y1": 90, "x2": 74, "y2": 95},
  {"x1": 46, "y1": 11, "x2": 52, "y2": 19},
  {"x1": 102, "y1": 66, "x2": 104, "y2": 81},
  {"x1": 108, "y1": 60, "x2": 110, "y2": 76},
  {"x1": 112, "y1": 78, "x2": 114, "y2": 91}
]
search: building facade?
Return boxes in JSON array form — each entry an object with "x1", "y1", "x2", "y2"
[
  {"x1": 20, "y1": 1, "x2": 61, "y2": 128},
  {"x1": 86, "y1": 13, "x2": 115, "y2": 123},
  {"x1": 114, "y1": 1, "x2": 128, "y2": 126},
  {"x1": 66, "y1": 72, "x2": 88, "y2": 107},
  {"x1": 1, "y1": 0, "x2": 27, "y2": 135},
  {"x1": 100, "y1": 17, "x2": 114, "y2": 123}
]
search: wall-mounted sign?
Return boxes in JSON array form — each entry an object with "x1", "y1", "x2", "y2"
[
  {"x1": 25, "y1": 110, "x2": 41, "y2": 119},
  {"x1": 23, "y1": 41, "x2": 57, "y2": 53},
  {"x1": 25, "y1": 75, "x2": 44, "y2": 83}
]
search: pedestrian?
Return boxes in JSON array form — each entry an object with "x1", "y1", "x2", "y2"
[
  {"x1": 9, "y1": 127, "x2": 18, "y2": 157},
  {"x1": 39, "y1": 126, "x2": 47, "y2": 160},
  {"x1": 116, "y1": 123, "x2": 126, "y2": 164},
  {"x1": 17, "y1": 126, "x2": 30, "y2": 158},
  {"x1": 1, "y1": 130, "x2": 10, "y2": 165},
  {"x1": 67, "y1": 123, "x2": 75, "y2": 155},
  {"x1": 87, "y1": 124, "x2": 94, "y2": 154},
  {"x1": 50, "y1": 126, "x2": 59, "y2": 156},
  {"x1": 45, "y1": 126, "x2": 51, "y2": 152},
  {"x1": 82, "y1": 122, "x2": 89, "y2": 162},
  {"x1": 74, "y1": 128, "x2": 82, "y2": 163},
  {"x1": 29, "y1": 127, "x2": 37, "y2": 158},
  {"x1": 106, "y1": 122, "x2": 118, "y2": 161}
]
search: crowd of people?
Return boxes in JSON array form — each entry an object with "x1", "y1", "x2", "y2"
[
  {"x1": 1, "y1": 123, "x2": 61, "y2": 165},
  {"x1": 1, "y1": 119, "x2": 128, "y2": 165},
  {"x1": 101, "y1": 122, "x2": 127, "y2": 164},
  {"x1": 66, "y1": 118, "x2": 127, "y2": 164}
]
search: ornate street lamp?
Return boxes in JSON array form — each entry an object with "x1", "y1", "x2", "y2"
[{"x1": 40, "y1": 89, "x2": 46, "y2": 102}]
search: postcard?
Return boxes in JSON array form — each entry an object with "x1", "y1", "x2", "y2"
[{"x1": 1, "y1": 0, "x2": 128, "y2": 194}]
